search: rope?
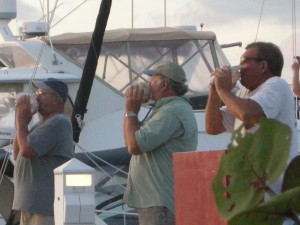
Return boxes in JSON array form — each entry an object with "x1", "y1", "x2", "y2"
[
  {"x1": 292, "y1": 0, "x2": 298, "y2": 120},
  {"x1": 75, "y1": 114, "x2": 85, "y2": 129},
  {"x1": 0, "y1": 4, "x2": 47, "y2": 186},
  {"x1": 74, "y1": 142, "x2": 127, "y2": 191},
  {"x1": 254, "y1": 0, "x2": 266, "y2": 42},
  {"x1": 0, "y1": 41, "x2": 44, "y2": 185},
  {"x1": 75, "y1": 143, "x2": 128, "y2": 177},
  {"x1": 0, "y1": 145, "x2": 13, "y2": 185},
  {"x1": 292, "y1": 0, "x2": 297, "y2": 58},
  {"x1": 50, "y1": 0, "x2": 90, "y2": 30}
]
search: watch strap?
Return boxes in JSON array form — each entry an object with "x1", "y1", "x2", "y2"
[{"x1": 125, "y1": 111, "x2": 138, "y2": 118}]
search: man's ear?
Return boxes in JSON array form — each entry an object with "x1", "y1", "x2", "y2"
[
  {"x1": 163, "y1": 80, "x2": 169, "y2": 89},
  {"x1": 260, "y1": 61, "x2": 268, "y2": 73}
]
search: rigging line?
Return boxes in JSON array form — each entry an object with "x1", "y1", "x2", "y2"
[
  {"x1": 1, "y1": 1, "x2": 54, "y2": 185},
  {"x1": 40, "y1": 0, "x2": 58, "y2": 65},
  {"x1": 0, "y1": 135, "x2": 13, "y2": 185},
  {"x1": 292, "y1": 0, "x2": 297, "y2": 58},
  {"x1": 75, "y1": 144, "x2": 126, "y2": 190},
  {"x1": 50, "y1": 0, "x2": 89, "y2": 30},
  {"x1": 38, "y1": 0, "x2": 46, "y2": 23},
  {"x1": 38, "y1": 3, "x2": 64, "y2": 22},
  {"x1": 140, "y1": 106, "x2": 153, "y2": 124},
  {"x1": 0, "y1": 41, "x2": 45, "y2": 183},
  {"x1": 2, "y1": 42, "x2": 48, "y2": 185},
  {"x1": 0, "y1": 43, "x2": 44, "y2": 183},
  {"x1": 74, "y1": 143, "x2": 128, "y2": 176},
  {"x1": 255, "y1": 0, "x2": 266, "y2": 42},
  {"x1": 0, "y1": 151, "x2": 9, "y2": 182},
  {"x1": 48, "y1": 0, "x2": 59, "y2": 27},
  {"x1": 38, "y1": 0, "x2": 58, "y2": 65},
  {"x1": 0, "y1": 146, "x2": 12, "y2": 185},
  {"x1": 26, "y1": 42, "x2": 47, "y2": 93}
]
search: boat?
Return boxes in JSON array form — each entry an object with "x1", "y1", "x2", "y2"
[{"x1": 0, "y1": 0, "x2": 298, "y2": 224}]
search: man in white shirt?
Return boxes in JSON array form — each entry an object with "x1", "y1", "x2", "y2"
[{"x1": 205, "y1": 41, "x2": 298, "y2": 194}]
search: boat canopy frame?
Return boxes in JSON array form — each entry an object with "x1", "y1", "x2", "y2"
[{"x1": 48, "y1": 26, "x2": 230, "y2": 96}]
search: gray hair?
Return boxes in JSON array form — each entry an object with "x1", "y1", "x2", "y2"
[{"x1": 160, "y1": 75, "x2": 189, "y2": 96}]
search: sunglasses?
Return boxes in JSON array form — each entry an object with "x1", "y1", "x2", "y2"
[
  {"x1": 36, "y1": 89, "x2": 57, "y2": 96},
  {"x1": 240, "y1": 55, "x2": 264, "y2": 65}
]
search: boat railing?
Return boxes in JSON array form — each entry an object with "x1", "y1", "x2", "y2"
[{"x1": 96, "y1": 209, "x2": 138, "y2": 225}]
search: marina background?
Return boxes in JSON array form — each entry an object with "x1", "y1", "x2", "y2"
[{"x1": 10, "y1": 0, "x2": 300, "y2": 83}]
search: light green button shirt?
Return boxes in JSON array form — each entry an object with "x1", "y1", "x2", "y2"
[{"x1": 123, "y1": 96, "x2": 198, "y2": 213}]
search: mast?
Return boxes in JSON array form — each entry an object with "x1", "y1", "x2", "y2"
[{"x1": 71, "y1": 0, "x2": 112, "y2": 143}]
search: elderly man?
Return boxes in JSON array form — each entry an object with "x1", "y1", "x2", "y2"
[
  {"x1": 205, "y1": 42, "x2": 298, "y2": 193},
  {"x1": 13, "y1": 78, "x2": 73, "y2": 225},
  {"x1": 123, "y1": 62, "x2": 198, "y2": 225}
]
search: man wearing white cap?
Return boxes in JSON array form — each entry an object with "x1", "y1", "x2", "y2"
[
  {"x1": 123, "y1": 62, "x2": 198, "y2": 225},
  {"x1": 13, "y1": 78, "x2": 73, "y2": 225}
]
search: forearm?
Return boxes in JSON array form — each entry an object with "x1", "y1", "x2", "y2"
[
  {"x1": 123, "y1": 84, "x2": 145, "y2": 155},
  {"x1": 123, "y1": 116, "x2": 142, "y2": 155},
  {"x1": 218, "y1": 89, "x2": 265, "y2": 123},
  {"x1": 205, "y1": 87, "x2": 226, "y2": 134},
  {"x1": 292, "y1": 71, "x2": 300, "y2": 97},
  {"x1": 12, "y1": 135, "x2": 19, "y2": 160},
  {"x1": 16, "y1": 123, "x2": 36, "y2": 158},
  {"x1": 14, "y1": 96, "x2": 36, "y2": 158}
]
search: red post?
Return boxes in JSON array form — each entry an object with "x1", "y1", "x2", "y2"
[{"x1": 173, "y1": 150, "x2": 227, "y2": 225}]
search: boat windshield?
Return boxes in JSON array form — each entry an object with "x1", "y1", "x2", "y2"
[
  {"x1": 0, "y1": 45, "x2": 38, "y2": 69},
  {"x1": 50, "y1": 28, "x2": 231, "y2": 110},
  {"x1": 55, "y1": 39, "x2": 229, "y2": 94}
]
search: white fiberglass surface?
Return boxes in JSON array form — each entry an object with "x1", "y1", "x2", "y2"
[{"x1": 0, "y1": 45, "x2": 37, "y2": 69}]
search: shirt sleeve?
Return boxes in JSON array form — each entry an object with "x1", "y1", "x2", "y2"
[
  {"x1": 135, "y1": 109, "x2": 183, "y2": 152},
  {"x1": 221, "y1": 106, "x2": 235, "y2": 131},
  {"x1": 249, "y1": 80, "x2": 282, "y2": 119}
]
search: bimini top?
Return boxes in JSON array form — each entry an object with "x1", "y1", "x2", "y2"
[{"x1": 47, "y1": 26, "x2": 217, "y2": 44}]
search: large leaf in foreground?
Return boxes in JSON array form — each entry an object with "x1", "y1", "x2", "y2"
[
  {"x1": 228, "y1": 187, "x2": 300, "y2": 225},
  {"x1": 213, "y1": 119, "x2": 291, "y2": 220},
  {"x1": 282, "y1": 155, "x2": 300, "y2": 192}
]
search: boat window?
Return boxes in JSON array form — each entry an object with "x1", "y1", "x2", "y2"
[
  {"x1": 53, "y1": 44, "x2": 88, "y2": 67},
  {"x1": 51, "y1": 37, "x2": 231, "y2": 111},
  {"x1": 0, "y1": 46, "x2": 37, "y2": 68},
  {"x1": 94, "y1": 39, "x2": 229, "y2": 96}
]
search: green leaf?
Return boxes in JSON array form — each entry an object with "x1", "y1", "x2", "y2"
[
  {"x1": 212, "y1": 119, "x2": 291, "y2": 220},
  {"x1": 228, "y1": 187, "x2": 300, "y2": 225},
  {"x1": 282, "y1": 155, "x2": 300, "y2": 192}
]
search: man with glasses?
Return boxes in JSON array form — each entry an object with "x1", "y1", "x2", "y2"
[
  {"x1": 205, "y1": 41, "x2": 298, "y2": 194},
  {"x1": 12, "y1": 78, "x2": 73, "y2": 225}
]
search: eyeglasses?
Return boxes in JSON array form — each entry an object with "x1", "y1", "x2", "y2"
[
  {"x1": 240, "y1": 55, "x2": 264, "y2": 65},
  {"x1": 36, "y1": 89, "x2": 56, "y2": 96}
]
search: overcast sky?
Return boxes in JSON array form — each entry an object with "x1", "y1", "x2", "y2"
[{"x1": 12, "y1": 0, "x2": 300, "y2": 83}]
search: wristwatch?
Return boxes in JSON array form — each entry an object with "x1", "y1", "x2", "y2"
[{"x1": 125, "y1": 111, "x2": 138, "y2": 118}]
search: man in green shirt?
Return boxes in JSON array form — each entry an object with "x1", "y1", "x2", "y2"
[{"x1": 123, "y1": 62, "x2": 198, "y2": 225}]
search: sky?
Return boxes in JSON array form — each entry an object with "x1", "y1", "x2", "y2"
[{"x1": 10, "y1": 0, "x2": 300, "y2": 83}]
